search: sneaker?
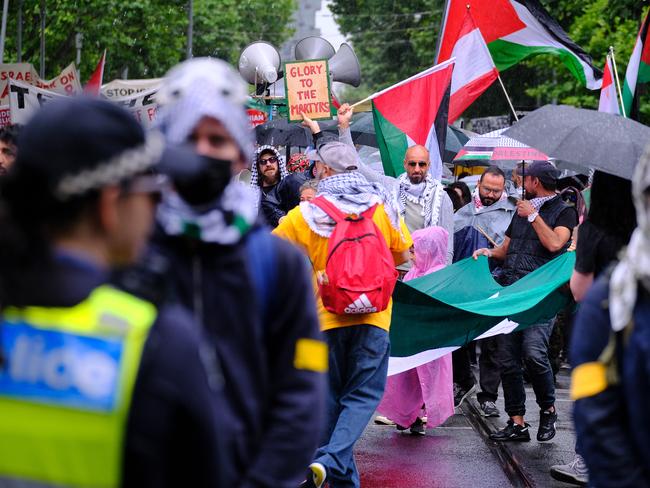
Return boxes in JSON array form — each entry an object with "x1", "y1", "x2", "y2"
[
  {"x1": 549, "y1": 454, "x2": 588, "y2": 485},
  {"x1": 409, "y1": 417, "x2": 426, "y2": 436},
  {"x1": 537, "y1": 408, "x2": 557, "y2": 442},
  {"x1": 489, "y1": 420, "x2": 531, "y2": 442},
  {"x1": 479, "y1": 401, "x2": 500, "y2": 417},
  {"x1": 453, "y1": 383, "x2": 477, "y2": 408},
  {"x1": 298, "y1": 462, "x2": 326, "y2": 488},
  {"x1": 374, "y1": 415, "x2": 396, "y2": 426}
]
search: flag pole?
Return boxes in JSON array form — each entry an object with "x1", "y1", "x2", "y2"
[
  {"x1": 609, "y1": 46, "x2": 627, "y2": 118},
  {"x1": 497, "y1": 74, "x2": 519, "y2": 122},
  {"x1": 349, "y1": 58, "x2": 456, "y2": 109}
]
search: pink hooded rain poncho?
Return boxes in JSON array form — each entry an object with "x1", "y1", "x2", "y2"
[{"x1": 377, "y1": 226, "x2": 455, "y2": 428}]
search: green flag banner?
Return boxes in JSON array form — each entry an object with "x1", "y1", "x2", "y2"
[{"x1": 388, "y1": 253, "x2": 575, "y2": 375}]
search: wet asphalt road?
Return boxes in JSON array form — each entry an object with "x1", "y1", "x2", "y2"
[{"x1": 356, "y1": 367, "x2": 577, "y2": 487}]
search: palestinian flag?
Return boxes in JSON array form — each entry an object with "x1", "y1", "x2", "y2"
[
  {"x1": 388, "y1": 252, "x2": 575, "y2": 375},
  {"x1": 437, "y1": 0, "x2": 602, "y2": 90},
  {"x1": 84, "y1": 50, "x2": 106, "y2": 96},
  {"x1": 447, "y1": 9, "x2": 499, "y2": 122},
  {"x1": 372, "y1": 59, "x2": 454, "y2": 180},
  {"x1": 622, "y1": 11, "x2": 650, "y2": 117},
  {"x1": 599, "y1": 54, "x2": 620, "y2": 115}
]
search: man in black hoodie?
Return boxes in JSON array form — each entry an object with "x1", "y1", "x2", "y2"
[{"x1": 141, "y1": 57, "x2": 327, "y2": 488}]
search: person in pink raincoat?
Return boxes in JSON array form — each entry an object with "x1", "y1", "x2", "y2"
[{"x1": 376, "y1": 226, "x2": 455, "y2": 435}]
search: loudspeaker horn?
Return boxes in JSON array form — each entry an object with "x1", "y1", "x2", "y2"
[
  {"x1": 294, "y1": 36, "x2": 336, "y2": 61},
  {"x1": 238, "y1": 41, "x2": 281, "y2": 85},
  {"x1": 328, "y1": 43, "x2": 361, "y2": 87}
]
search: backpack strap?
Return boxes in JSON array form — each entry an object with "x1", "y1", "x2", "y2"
[
  {"x1": 311, "y1": 196, "x2": 346, "y2": 223},
  {"x1": 245, "y1": 227, "x2": 277, "y2": 320},
  {"x1": 361, "y1": 204, "x2": 378, "y2": 219}
]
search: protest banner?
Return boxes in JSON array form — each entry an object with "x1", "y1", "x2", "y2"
[
  {"x1": 9, "y1": 80, "x2": 66, "y2": 124},
  {"x1": 101, "y1": 78, "x2": 161, "y2": 99},
  {"x1": 247, "y1": 108, "x2": 268, "y2": 127},
  {"x1": 111, "y1": 86, "x2": 158, "y2": 128},
  {"x1": 0, "y1": 105, "x2": 11, "y2": 127},
  {"x1": 0, "y1": 62, "x2": 82, "y2": 104},
  {"x1": 283, "y1": 59, "x2": 333, "y2": 122}
]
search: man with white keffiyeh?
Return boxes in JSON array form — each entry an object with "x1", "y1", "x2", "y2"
[
  {"x1": 569, "y1": 147, "x2": 650, "y2": 488},
  {"x1": 336, "y1": 104, "x2": 455, "y2": 264},
  {"x1": 274, "y1": 131, "x2": 412, "y2": 488}
]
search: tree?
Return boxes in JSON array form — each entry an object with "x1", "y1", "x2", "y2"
[
  {"x1": 3, "y1": 0, "x2": 295, "y2": 83},
  {"x1": 331, "y1": 0, "x2": 650, "y2": 123}
]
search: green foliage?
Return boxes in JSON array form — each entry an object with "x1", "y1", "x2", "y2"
[
  {"x1": 331, "y1": 0, "x2": 650, "y2": 123},
  {"x1": 3, "y1": 0, "x2": 295, "y2": 82}
]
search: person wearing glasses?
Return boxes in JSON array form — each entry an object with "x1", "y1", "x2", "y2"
[
  {"x1": 336, "y1": 104, "x2": 454, "y2": 265},
  {"x1": 451, "y1": 166, "x2": 517, "y2": 416},
  {"x1": 252, "y1": 145, "x2": 309, "y2": 227}
]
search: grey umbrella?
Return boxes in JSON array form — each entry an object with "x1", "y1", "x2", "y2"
[{"x1": 504, "y1": 104, "x2": 650, "y2": 180}]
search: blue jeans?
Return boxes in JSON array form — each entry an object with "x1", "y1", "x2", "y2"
[
  {"x1": 499, "y1": 319, "x2": 555, "y2": 417},
  {"x1": 314, "y1": 325, "x2": 390, "y2": 488}
]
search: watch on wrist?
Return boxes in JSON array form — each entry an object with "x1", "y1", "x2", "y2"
[{"x1": 528, "y1": 211, "x2": 539, "y2": 223}]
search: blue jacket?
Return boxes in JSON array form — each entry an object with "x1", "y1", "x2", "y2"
[
  {"x1": 144, "y1": 224, "x2": 327, "y2": 488},
  {"x1": 571, "y1": 275, "x2": 650, "y2": 487}
]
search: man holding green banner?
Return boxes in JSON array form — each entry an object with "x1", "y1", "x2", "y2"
[{"x1": 474, "y1": 161, "x2": 578, "y2": 443}]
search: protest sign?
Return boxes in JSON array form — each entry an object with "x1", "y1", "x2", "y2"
[
  {"x1": 9, "y1": 80, "x2": 66, "y2": 124},
  {"x1": 111, "y1": 87, "x2": 158, "y2": 128},
  {"x1": 247, "y1": 108, "x2": 268, "y2": 127},
  {"x1": 0, "y1": 62, "x2": 82, "y2": 104},
  {"x1": 0, "y1": 105, "x2": 10, "y2": 127},
  {"x1": 101, "y1": 78, "x2": 161, "y2": 99},
  {"x1": 284, "y1": 59, "x2": 332, "y2": 122}
]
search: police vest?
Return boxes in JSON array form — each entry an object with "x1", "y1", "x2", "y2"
[{"x1": 0, "y1": 285, "x2": 157, "y2": 488}]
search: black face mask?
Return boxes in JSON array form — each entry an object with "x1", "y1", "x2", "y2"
[{"x1": 173, "y1": 156, "x2": 232, "y2": 206}]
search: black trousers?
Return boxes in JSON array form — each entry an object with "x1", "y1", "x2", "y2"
[
  {"x1": 452, "y1": 345, "x2": 475, "y2": 390},
  {"x1": 477, "y1": 336, "x2": 501, "y2": 403}
]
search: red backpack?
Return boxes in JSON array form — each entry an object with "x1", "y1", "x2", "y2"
[{"x1": 311, "y1": 196, "x2": 398, "y2": 315}]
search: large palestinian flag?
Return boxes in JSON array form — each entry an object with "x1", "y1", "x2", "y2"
[
  {"x1": 622, "y1": 11, "x2": 650, "y2": 117},
  {"x1": 388, "y1": 252, "x2": 575, "y2": 375},
  {"x1": 437, "y1": 0, "x2": 602, "y2": 91},
  {"x1": 372, "y1": 59, "x2": 454, "y2": 180}
]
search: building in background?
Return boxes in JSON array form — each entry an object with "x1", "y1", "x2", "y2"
[{"x1": 280, "y1": 0, "x2": 322, "y2": 61}]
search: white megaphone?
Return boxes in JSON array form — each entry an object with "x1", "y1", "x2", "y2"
[
  {"x1": 328, "y1": 43, "x2": 361, "y2": 87},
  {"x1": 294, "y1": 36, "x2": 336, "y2": 61},
  {"x1": 238, "y1": 41, "x2": 281, "y2": 85}
]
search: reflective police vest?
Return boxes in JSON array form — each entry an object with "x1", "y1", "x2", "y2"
[{"x1": 0, "y1": 285, "x2": 157, "y2": 488}]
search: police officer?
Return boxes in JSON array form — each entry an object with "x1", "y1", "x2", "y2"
[{"x1": 0, "y1": 97, "x2": 225, "y2": 487}]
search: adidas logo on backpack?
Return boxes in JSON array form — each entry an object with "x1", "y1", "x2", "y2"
[{"x1": 344, "y1": 294, "x2": 378, "y2": 314}]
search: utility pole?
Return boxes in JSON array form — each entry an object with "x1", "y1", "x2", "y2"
[
  {"x1": 186, "y1": 0, "x2": 193, "y2": 59},
  {"x1": 0, "y1": 0, "x2": 9, "y2": 63},
  {"x1": 17, "y1": 0, "x2": 23, "y2": 62},
  {"x1": 75, "y1": 33, "x2": 83, "y2": 78},
  {"x1": 40, "y1": 0, "x2": 46, "y2": 78}
]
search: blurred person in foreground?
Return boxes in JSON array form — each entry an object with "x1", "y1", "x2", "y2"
[
  {"x1": 0, "y1": 98, "x2": 225, "y2": 487},
  {"x1": 135, "y1": 58, "x2": 326, "y2": 488},
  {"x1": 0, "y1": 123, "x2": 20, "y2": 174},
  {"x1": 567, "y1": 165, "x2": 645, "y2": 488}
]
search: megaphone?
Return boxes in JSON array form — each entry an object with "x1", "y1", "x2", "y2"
[
  {"x1": 328, "y1": 43, "x2": 361, "y2": 87},
  {"x1": 294, "y1": 36, "x2": 336, "y2": 61},
  {"x1": 238, "y1": 41, "x2": 281, "y2": 85}
]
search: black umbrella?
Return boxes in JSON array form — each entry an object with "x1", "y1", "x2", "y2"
[
  {"x1": 504, "y1": 104, "x2": 650, "y2": 180},
  {"x1": 254, "y1": 118, "x2": 313, "y2": 147}
]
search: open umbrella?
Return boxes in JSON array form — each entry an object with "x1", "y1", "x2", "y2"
[
  {"x1": 454, "y1": 128, "x2": 549, "y2": 167},
  {"x1": 504, "y1": 104, "x2": 650, "y2": 180}
]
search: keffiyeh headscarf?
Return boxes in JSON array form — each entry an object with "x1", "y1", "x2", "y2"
[
  {"x1": 397, "y1": 173, "x2": 444, "y2": 227},
  {"x1": 301, "y1": 172, "x2": 401, "y2": 237},
  {"x1": 609, "y1": 146, "x2": 650, "y2": 331},
  {"x1": 153, "y1": 57, "x2": 258, "y2": 244},
  {"x1": 250, "y1": 145, "x2": 288, "y2": 187}
]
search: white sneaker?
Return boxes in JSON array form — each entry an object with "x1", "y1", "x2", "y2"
[
  {"x1": 550, "y1": 454, "x2": 588, "y2": 485},
  {"x1": 374, "y1": 415, "x2": 396, "y2": 426}
]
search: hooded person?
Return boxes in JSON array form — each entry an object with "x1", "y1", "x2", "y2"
[
  {"x1": 570, "y1": 147, "x2": 650, "y2": 487},
  {"x1": 253, "y1": 145, "x2": 310, "y2": 227},
  {"x1": 376, "y1": 226, "x2": 455, "y2": 434},
  {"x1": 135, "y1": 57, "x2": 327, "y2": 488}
]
